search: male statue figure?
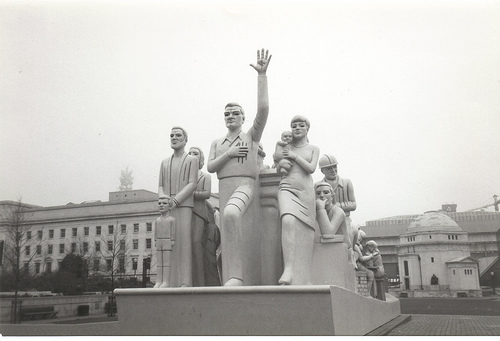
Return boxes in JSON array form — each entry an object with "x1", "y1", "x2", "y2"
[
  {"x1": 319, "y1": 154, "x2": 358, "y2": 266},
  {"x1": 153, "y1": 197, "x2": 176, "y2": 288},
  {"x1": 208, "y1": 49, "x2": 272, "y2": 286},
  {"x1": 158, "y1": 127, "x2": 198, "y2": 287}
]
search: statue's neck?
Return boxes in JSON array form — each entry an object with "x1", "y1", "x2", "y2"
[
  {"x1": 226, "y1": 128, "x2": 242, "y2": 140},
  {"x1": 173, "y1": 148, "x2": 185, "y2": 157}
]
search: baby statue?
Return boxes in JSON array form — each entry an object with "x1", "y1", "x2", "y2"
[{"x1": 273, "y1": 130, "x2": 293, "y2": 176}]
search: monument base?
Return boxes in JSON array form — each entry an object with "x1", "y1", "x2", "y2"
[{"x1": 114, "y1": 285, "x2": 400, "y2": 335}]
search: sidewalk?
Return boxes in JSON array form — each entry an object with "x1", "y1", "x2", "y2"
[
  {"x1": 6, "y1": 313, "x2": 500, "y2": 336},
  {"x1": 385, "y1": 314, "x2": 500, "y2": 336}
]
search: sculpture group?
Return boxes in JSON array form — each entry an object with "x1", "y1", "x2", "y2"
[{"x1": 154, "y1": 49, "x2": 384, "y2": 296}]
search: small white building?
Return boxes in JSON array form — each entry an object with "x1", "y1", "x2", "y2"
[{"x1": 397, "y1": 211, "x2": 481, "y2": 297}]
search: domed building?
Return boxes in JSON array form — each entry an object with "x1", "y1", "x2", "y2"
[{"x1": 397, "y1": 211, "x2": 481, "y2": 297}]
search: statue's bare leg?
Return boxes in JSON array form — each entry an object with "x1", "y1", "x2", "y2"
[{"x1": 279, "y1": 214, "x2": 297, "y2": 285}]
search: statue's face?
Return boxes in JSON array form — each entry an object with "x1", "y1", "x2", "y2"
[
  {"x1": 321, "y1": 165, "x2": 338, "y2": 181},
  {"x1": 188, "y1": 148, "x2": 203, "y2": 169},
  {"x1": 224, "y1": 106, "x2": 244, "y2": 129},
  {"x1": 188, "y1": 148, "x2": 200, "y2": 158},
  {"x1": 291, "y1": 121, "x2": 308, "y2": 140},
  {"x1": 158, "y1": 198, "x2": 169, "y2": 213},
  {"x1": 281, "y1": 131, "x2": 293, "y2": 143},
  {"x1": 315, "y1": 185, "x2": 333, "y2": 206},
  {"x1": 170, "y1": 128, "x2": 187, "y2": 150}
]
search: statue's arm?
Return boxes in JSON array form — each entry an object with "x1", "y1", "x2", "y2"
[
  {"x1": 194, "y1": 173, "x2": 211, "y2": 200},
  {"x1": 207, "y1": 140, "x2": 230, "y2": 173},
  {"x1": 290, "y1": 145, "x2": 319, "y2": 174},
  {"x1": 170, "y1": 218, "x2": 176, "y2": 245},
  {"x1": 171, "y1": 157, "x2": 198, "y2": 206},
  {"x1": 249, "y1": 74, "x2": 269, "y2": 142},
  {"x1": 158, "y1": 160, "x2": 167, "y2": 197},
  {"x1": 249, "y1": 49, "x2": 271, "y2": 142},
  {"x1": 316, "y1": 208, "x2": 333, "y2": 235},
  {"x1": 340, "y1": 179, "x2": 357, "y2": 212}
]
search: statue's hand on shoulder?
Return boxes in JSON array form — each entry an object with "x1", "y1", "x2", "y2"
[{"x1": 250, "y1": 48, "x2": 272, "y2": 75}]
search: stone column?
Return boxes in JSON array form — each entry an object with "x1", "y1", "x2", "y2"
[{"x1": 259, "y1": 169, "x2": 283, "y2": 284}]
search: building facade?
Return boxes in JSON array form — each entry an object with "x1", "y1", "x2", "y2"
[
  {"x1": 0, "y1": 190, "x2": 219, "y2": 284},
  {"x1": 397, "y1": 211, "x2": 481, "y2": 296},
  {"x1": 362, "y1": 205, "x2": 500, "y2": 288}
]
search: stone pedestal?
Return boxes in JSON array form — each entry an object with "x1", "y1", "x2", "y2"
[
  {"x1": 311, "y1": 235, "x2": 356, "y2": 291},
  {"x1": 114, "y1": 285, "x2": 400, "y2": 335},
  {"x1": 259, "y1": 169, "x2": 283, "y2": 284}
]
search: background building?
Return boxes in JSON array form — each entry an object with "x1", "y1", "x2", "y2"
[
  {"x1": 362, "y1": 204, "x2": 500, "y2": 289},
  {"x1": 0, "y1": 190, "x2": 219, "y2": 285},
  {"x1": 397, "y1": 211, "x2": 481, "y2": 297}
]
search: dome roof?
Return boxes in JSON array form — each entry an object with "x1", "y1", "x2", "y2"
[{"x1": 406, "y1": 211, "x2": 462, "y2": 233}]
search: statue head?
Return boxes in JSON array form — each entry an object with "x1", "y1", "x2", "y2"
[
  {"x1": 290, "y1": 115, "x2": 310, "y2": 141},
  {"x1": 365, "y1": 240, "x2": 378, "y2": 252},
  {"x1": 188, "y1": 147, "x2": 205, "y2": 169},
  {"x1": 158, "y1": 196, "x2": 170, "y2": 214},
  {"x1": 281, "y1": 131, "x2": 293, "y2": 143},
  {"x1": 319, "y1": 154, "x2": 338, "y2": 181},
  {"x1": 314, "y1": 181, "x2": 334, "y2": 206},
  {"x1": 358, "y1": 229, "x2": 366, "y2": 242},
  {"x1": 224, "y1": 103, "x2": 245, "y2": 130},
  {"x1": 170, "y1": 127, "x2": 188, "y2": 151}
]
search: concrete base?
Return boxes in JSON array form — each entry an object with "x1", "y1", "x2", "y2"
[
  {"x1": 311, "y1": 236, "x2": 356, "y2": 291},
  {"x1": 114, "y1": 285, "x2": 400, "y2": 335}
]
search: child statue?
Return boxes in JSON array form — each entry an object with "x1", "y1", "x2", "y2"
[
  {"x1": 273, "y1": 131, "x2": 293, "y2": 176},
  {"x1": 153, "y1": 196, "x2": 176, "y2": 288}
]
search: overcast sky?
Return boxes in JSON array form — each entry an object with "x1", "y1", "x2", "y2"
[{"x1": 1, "y1": 0, "x2": 499, "y2": 226}]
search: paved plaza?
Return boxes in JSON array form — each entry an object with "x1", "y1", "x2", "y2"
[{"x1": 387, "y1": 314, "x2": 500, "y2": 336}]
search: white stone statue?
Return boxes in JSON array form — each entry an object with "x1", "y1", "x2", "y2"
[
  {"x1": 314, "y1": 181, "x2": 348, "y2": 240},
  {"x1": 359, "y1": 240, "x2": 385, "y2": 297},
  {"x1": 207, "y1": 49, "x2": 272, "y2": 286},
  {"x1": 153, "y1": 197, "x2": 176, "y2": 288},
  {"x1": 273, "y1": 130, "x2": 293, "y2": 175},
  {"x1": 188, "y1": 147, "x2": 212, "y2": 287},
  {"x1": 158, "y1": 127, "x2": 198, "y2": 287},
  {"x1": 275, "y1": 116, "x2": 320, "y2": 285}
]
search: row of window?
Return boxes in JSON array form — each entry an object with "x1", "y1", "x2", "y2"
[
  {"x1": 407, "y1": 234, "x2": 459, "y2": 242},
  {"x1": 27, "y1": 223, "x2": 153, "y2": 241},
  {"x1": 31, "y1": 257, "x2": 130, "y2": 274},
  {"x1": 452, "y1": 269, "x2": 474, "y2": 275},
  {"x1": 25, "y1": 239, "x2": 153, "y2": 256}
]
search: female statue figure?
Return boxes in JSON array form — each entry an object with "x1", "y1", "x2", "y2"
[
  {"x1": 188, "y1": 147, "x2": 212, "y2": 286},
  {"x1": 276, "y1": 115, "x2": 320, "y2": 285}
]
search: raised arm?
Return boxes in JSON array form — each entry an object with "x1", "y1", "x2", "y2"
[{"x1": 249, "y1": 49, "x2": 271, "y2": 142}]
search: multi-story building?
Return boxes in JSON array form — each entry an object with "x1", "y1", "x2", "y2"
[
  {"x1": 362, "y1": 204, "x2": 500, "y2": 286},
  {"x1": 0, "y1": 189, "x2": 219, "y2": 284}
]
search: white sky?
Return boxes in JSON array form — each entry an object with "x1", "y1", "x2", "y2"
[{"x1": 1, "y1": 0, "x2": 500, "y2": 226}]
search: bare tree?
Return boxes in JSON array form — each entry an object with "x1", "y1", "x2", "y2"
[
  {"x1": 0, "y1": 200, "x2": 38, "y2": 323},
  {"x1": 98, "y1": 223, "x2": 131, "y2": 288}
]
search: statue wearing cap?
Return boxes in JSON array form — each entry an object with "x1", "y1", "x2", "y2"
[
  {"x1": 318, "y1": 154, "x2": 357, "y2": 216},
  {"x1": 319, "y1": 154, "x2": 358, "y2": 268}
]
